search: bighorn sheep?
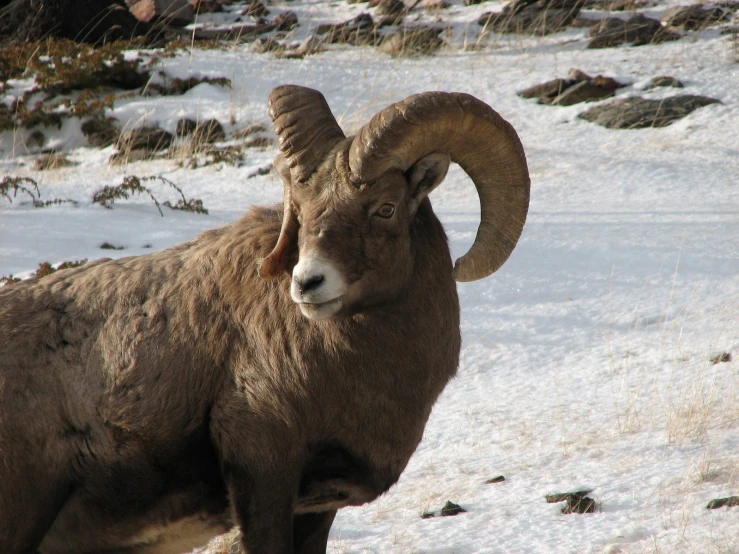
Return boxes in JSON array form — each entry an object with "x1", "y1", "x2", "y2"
[{"x1": 0, "y1": 85, "x2": 529, "y2": 554}]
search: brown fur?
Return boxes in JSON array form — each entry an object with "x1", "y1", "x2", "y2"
[{"x1": 0, "y1": 139, "x2": 461, "y2": 553}]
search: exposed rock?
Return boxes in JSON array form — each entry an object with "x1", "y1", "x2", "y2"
[
  {"x1": 379, "y1": 26, "x2": 445, "y2": 57},
  {"x1": 518, "y1": 77, "x2": 574, "y2": 99},
  {"x1": 175, "y1": 118, "x2": 198, "y2": 136},
  {"x1": 34, "y1": 152, "x2": 78, "y2": 170},
  {"x1": 317, "y1": 13, "x2": 380, "y2": 45},
  {"x1": 562, "y1": 495, "x2": 596, "y2": 513},
  {"x1": 375, "y1": 0, "x2": 406, "y2": 15},
  {"x1": 119, "y1": 126, "x2": 173, "y2": 151},
  {"x1": 485, "y1": 475, "x2": 506, "y2": 483},
  {"x1": 81, "y1": 117, "x2": 121, "y2": 148},
  {"x1": 465, "y1": 0, "x2": 485, "y2": 4},
  {"x1": 253, "y1": 37, "x2": 285, "y2": 53},
  {"x1": 587, "y1": 0, "x2": 648, "y2": 10},
  {"x1": 518, "y1": 69, "x2": 626, "y2": 105},
  {"x1": 707, "y1": 496, "x2": 739, "y2": 509},
  {"x1": 578, "y1": 95, "x2": 721, "y2": 129},
  {"x1": 545, "y1": 490, "x2": 596, "y2": 513},
  {"x1": 192, "y1": 119, "x2": 226, "y2": 143},
  {"x1": 243, "y1": 0, "x2": 269, "y2": 17},
  {"x1": 233, "y1": 123, "x2": 267, "y2": 138},
  {"x1": 662, "y1": 4, "x2": 731, "y2": 30},
  {"x1": 545, "y1": 490, "x2": 593, "y2": 503},
  {"x1": 128, "y1": 0, "x2": 193, "y2": 25},
  {"x1": 710, "y1": 352, "x2": 732, "y2": 364},
  {"x1": 423, "y1": 0, "x2": 451, "y2": 10},
  {"x1": 280, "y1": 35, "x2": 325, "y2": 58},
  {"x1": 185, "y1": 22, "x2": 276, "y2": 41},
  {"x1": 644, "y1": 75, "x2": 684, "y2": 89},
  {"x1": 192, "y1": 0, "x2": 223, "y2": 14},
  {"x1": 550, "y1": 79, "x2": 615, "y2": 105},
  {"x1": 243, "y1": 136, "x2": 274, "y2": 148},
  {"x1": 273, "y1": 11, "x2": 299, "y2": 31},
  {"x1": 479, "y1": 0, "x2": 586, "y2": 35},
  {"x1": 0, "y1": 0, "x2": 150, "y2": 45},
  {"x1": 440, "y1": 501, "x2": 466, "y2": 516},
  {"x1": 587, "y1": 13, "x2": 681, "y2": 48}
]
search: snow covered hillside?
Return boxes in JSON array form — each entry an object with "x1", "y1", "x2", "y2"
[{"x1": 1, "y1": 0, "x2": 738, "y2": 552}]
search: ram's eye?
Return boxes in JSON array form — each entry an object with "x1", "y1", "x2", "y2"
[{"x1": 375, "y1": 203, "x2": 395, "y2": 218}]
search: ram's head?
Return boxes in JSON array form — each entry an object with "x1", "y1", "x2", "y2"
[{"x1": 259, "y1": 85, "x2": 530, "y2": 321}]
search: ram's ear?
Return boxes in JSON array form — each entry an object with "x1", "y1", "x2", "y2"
[
  {"x1": 406, "y1": 152, "x2": 450, "y2": 216},
  {"x1": 258, "y1": 155, "x2": 299, "y2": 279}
]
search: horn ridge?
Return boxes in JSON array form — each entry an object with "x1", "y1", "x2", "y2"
[
  {"x1": 349, "y1": 91, "x2": 530, "y2": 282},
  {"x1": 269, "y1": 85, "x2": 346, "y2": 185}
]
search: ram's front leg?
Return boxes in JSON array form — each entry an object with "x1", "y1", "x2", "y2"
[
  {"x1": 225, "y1": 464, "x2": 299, "y2": 554},
  {"x1": 294, "y1": 510, "x2": 336, "y2": 554}
]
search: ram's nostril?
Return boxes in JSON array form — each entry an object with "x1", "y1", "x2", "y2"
[{"x1": 299, "y1": 275, "x2": 325, "y2": 295}]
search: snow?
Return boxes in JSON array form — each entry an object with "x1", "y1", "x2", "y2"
[{"x1": 1, "y1": 0, "x2": 738, "y2": 552}]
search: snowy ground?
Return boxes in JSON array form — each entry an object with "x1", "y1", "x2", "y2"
[{"x1": 1, "y1": 1, "x2": 738, "y2": 552}]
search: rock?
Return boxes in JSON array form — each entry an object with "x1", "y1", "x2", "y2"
[
  {"x1": 644, "y1": 75, "x2": 684, "y2": 89},
  {"x1": 707, "y1": 496, "x2": 739, "y2": 509},
  {"x1": 187, "y1": 22, "x2": 276, "y2": 41},
  {"x1": 317, "y1": 14, "x2": 380, "y2": 45},
  {"x1": 192, "y1": 119, "x2": 226, "y2": 143},
  {"x1": 519, "y1": 70, "x2": 625, "y2": 105},
  {"x1": 81, "y1": 117, "x2": 120, "y2": 148},
  {"x1": 191, "y1": 0, "x2": 223, "y2": 13},
  {"x1": 562, "y1": 496, "x2": 596, "y2": 513},
  {"x1": 253, "y1": 37, "x2": 286, "y2": 53},
  {"x1": 478, "y1": 0, "x2": 586, "y2": 35},
  {"x1": 588, "y1": 0, "x2": 648, "y2": 10},
  {"x1": 0, "y1": 0, "x2": 150, "y2": 45},
  {"x1": 175, "y1": 118, "x2": 198, "y2": 136},
  {"x1": 440, "y1": 501, "x2": 466, "y2": 516},
  {"x1": 119, "y1": 126, "x2": 173, "y2": 151},
  {"x1": 545, "y1": 490, "x2": 596, "y2": 513},
  {"x1": 545, "y1": 490, "x2": 593, "y2": 503},
  {"x1": 662, "y1": 4, "x2": 730, "y2": 30},
  {"x1": 34, "y1": 152, "x2": 77, "y2": 171},
  {"x1": 518, "y1": 77, "x2": 576, "y2": 100},
  {"x1": 234, "y1": 123, "x2": 267, "y2": 139},
  {"x1": 587, "y1": 13, "x2": 681, "y2": 48},
  {"x1": 578, "y1": 95, "x2": 721, "y2": 129},
  {"x1": 128, "y1": 0, "x2": 193, "y2": 25},
  {"x1": 421, "y1": 511, "x2": 436, "y2": 519},
  {"x1": 485, "y1": 475, "x2": 506, "y2": 483},
  {"x1": 710, "y1": 352, "x2": 732, "y2": 364},
  {"x1": 375, "y1": 0, "x2": 406, "y2": 15},
  {"x1": 280, "y1": 35, "x2": 325, "y2": 58},
  {"x1": 423, "y1": 0, "x2": 451, "y2": 10},
  {"x1": 465, "y1": 0, "x2": 485, "y2": 4},
  {"x1": 273, "y1": 11, "x2": 299, "y2": 31},
  {"x1": 550, "y1": 79, "x2": 615, "y2": 105},
  {"x1": 243, "y1": 0, "x2": 269, "y2": 17},
  {"x1": 243, "y1": 136, "x2": 274, "y2": 148},
  {"x1": 379, "y1": 26, "x2": 445, "y2": 56}
]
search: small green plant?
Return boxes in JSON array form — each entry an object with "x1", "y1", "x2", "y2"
[{"x1": 92, "y1": 175, "x2": 208, "y2": 216}]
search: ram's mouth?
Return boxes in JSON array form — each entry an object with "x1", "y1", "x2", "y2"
[{"x1": 298, "y1": 297, "x2": 343, "y2": 321}]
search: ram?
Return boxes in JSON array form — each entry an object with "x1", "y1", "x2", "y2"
[{"x1": 0, "y1": 85, "x2": 530, "y2": 554}]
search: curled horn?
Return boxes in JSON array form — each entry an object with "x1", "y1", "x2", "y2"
[
  {"x1": 259, "y1": 85, "x2": 347, "y2": 279},
  {"x1": 269, "y1": 85, "x2": 346, "y2": 185},
  {"x1": 349, "y1": 92, "x2": 530, "y2": 283}
]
